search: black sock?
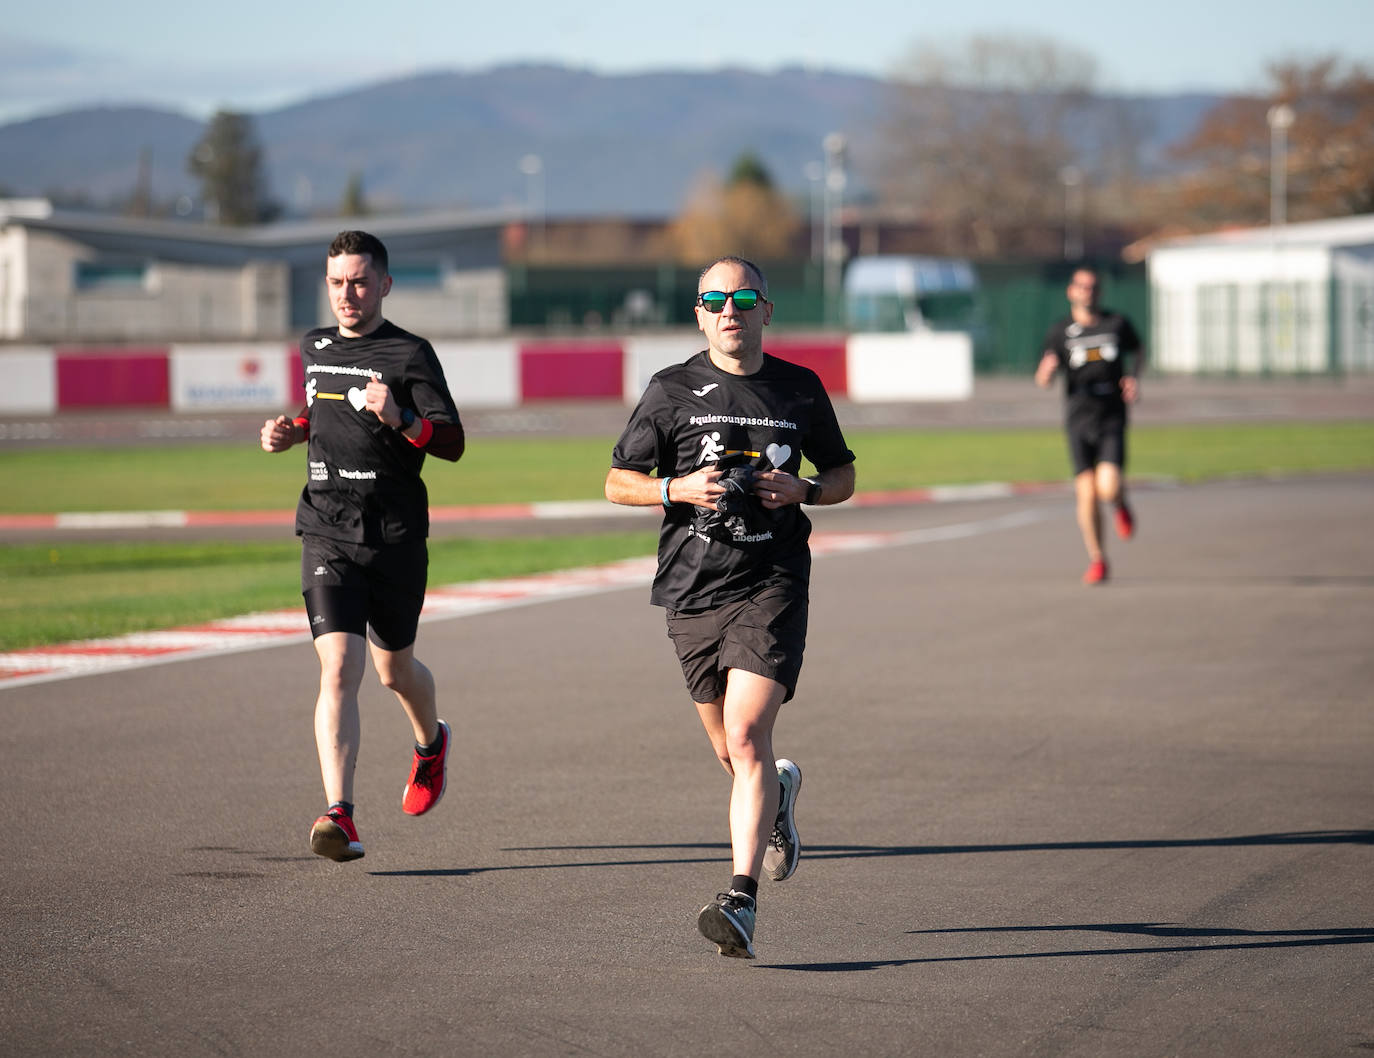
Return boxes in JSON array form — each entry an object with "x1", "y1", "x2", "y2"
[
  {"x1": 416, "y1": 729, "x2": 445, "y2": 757},
  {"x1": 328, "y1": 800, "x2": 354, "y2": 818},
  {"x1": 730, "y1": 875, "x2": 758, "y2": 902}
]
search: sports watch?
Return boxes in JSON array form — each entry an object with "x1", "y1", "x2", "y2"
[
  {"x1": 803, "y1": 479, "x2": 822, "y2": 505},
  {"x1": 398, "y1": 407, "x2": 417, "y2": 431}
]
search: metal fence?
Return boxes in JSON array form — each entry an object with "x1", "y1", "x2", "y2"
[{"x1": 1152, "y1": 275, "x2": 1374, "y2": 375}]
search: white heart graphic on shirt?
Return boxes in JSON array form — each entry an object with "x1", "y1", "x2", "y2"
[
  {"x1": 765, "y1": 443, "x2": 791, "y2": 467},
  {"x1": 347, "y1": 387, "x2": 367, "y2": 410}
]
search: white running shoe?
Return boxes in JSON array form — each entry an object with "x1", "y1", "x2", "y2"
[{"x1": 762, "y1": 758, "x2": 802, "y2": 882}]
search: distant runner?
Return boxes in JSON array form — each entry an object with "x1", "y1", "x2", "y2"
[{"x1": 1036, "y1": 266, "x2": 1144, "y2": 584}]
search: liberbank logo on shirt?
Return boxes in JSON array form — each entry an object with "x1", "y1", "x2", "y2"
[
  {"x1": 689, "y1": 512, "x2": 776, "y2": 545},
  {"x1": 309, "y1": 461, "x2": 377, "y2": 482},
  {"x1": 689, "y1": 520, "x2": 775, "y2": 546}
]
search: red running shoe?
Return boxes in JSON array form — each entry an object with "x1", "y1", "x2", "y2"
[
  {"x1": 402, "y1": 719, "x2": 450, "y2": 816},
  {"x1": 310, "y1": 807, "x2": 364, "y2": 861},
  {"x1": 1083, "y1": 559, "x2": 1109, "y2": 585},
  {"x1": 1114, "y1": 503, "x2": 1135, "y2": 540}
]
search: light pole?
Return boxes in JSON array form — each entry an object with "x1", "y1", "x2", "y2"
[
  {"x1": 1266, "y1": 104, "x2": 1294, "y2": 228},
  {"x1": 1060, "y1": 165, "x2": 1084, "y2": 261},
  {"x1": 822, "y1": 132, "x2": 847, "y2": 326},
  {"x1": 804, "y1": 161, "x2": 824, "y2": 265},
  {"x1": 518, "y1": 153, "x2": 545, "y2": 255},
  {"x1": 1265, "y1": 104, "x2": 1296, "y2": 369},
  {"x1": 193, "y1": 142, "x2": 219, "y2": 223}
]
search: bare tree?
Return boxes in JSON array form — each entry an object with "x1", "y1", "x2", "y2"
[
  {"x1": 124, "y1": 146, "x2": 154, "y2": 219},
  {"x1": 879, "y1": 35, "x2": 1101, "y2": 257},
  {"x1": 1169, "y1": 56, "x2": 1374, "y2": 226}
]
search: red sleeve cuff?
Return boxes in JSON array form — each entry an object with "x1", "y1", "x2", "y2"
[{"x1": 406, "y1": 417, "x2": 434, "y2": 448}]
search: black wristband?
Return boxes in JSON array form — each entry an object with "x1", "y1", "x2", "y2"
[
  {"x1": 804, "y1": 479, "x2": 822, "y2": 505},
  {"x1": 398, "y1": 407, "x2": 416, "y2": 430}
]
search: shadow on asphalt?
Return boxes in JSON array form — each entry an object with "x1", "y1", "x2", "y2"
[
  {"x1": 764, "y1": 925, "x2": 1374, "y2": 973},
  {"x1": 364, "y1": 829, "x2": 1372, "y2": 879},
  {"x1": 367, "y1": 843, "x2": 730, "y2": 877}
]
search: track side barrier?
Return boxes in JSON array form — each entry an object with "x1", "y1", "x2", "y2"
[{"x1": 1, "y1": 331, "x2": 975, "y2": 414}]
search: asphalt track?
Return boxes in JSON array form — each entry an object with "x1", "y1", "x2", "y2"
[{"x1": 3, "y1": 471, "x2": 1372, "y2": 1057}]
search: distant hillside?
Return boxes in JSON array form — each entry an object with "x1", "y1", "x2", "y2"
[
  {"x1": 0, "y1": 64, "x2": 1223, "y2": 217},
  {"x1": 0, "y1": 106, "x2": 204, "y2": 205}
]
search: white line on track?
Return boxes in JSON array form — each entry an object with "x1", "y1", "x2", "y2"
[{"x1": 0, "y1": 508, "x2": 1047, "y2": 691}]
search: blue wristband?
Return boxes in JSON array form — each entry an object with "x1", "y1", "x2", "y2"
[{"x1": 660, "y1": 476, "x2": 674, "y2": 508}]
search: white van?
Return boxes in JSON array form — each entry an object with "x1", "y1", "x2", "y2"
[{"x1": 843, "y1": 255, "x2": 981, "y2": 333}]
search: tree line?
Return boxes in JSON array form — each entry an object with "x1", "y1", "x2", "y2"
[{"x1": 171, "y1": 42, "x2": 1374, "y2": 260}]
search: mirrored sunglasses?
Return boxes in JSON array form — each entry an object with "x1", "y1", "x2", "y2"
[{"x1": 697, "y1": 289, "x2": 765, "y2": 313}]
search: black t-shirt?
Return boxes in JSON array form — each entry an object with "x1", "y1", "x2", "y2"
[
  {"x1": 1041, "y1": 311, "x2": 1142, "y2": 415},
  {"x1": 294, "y1": 320, "x2": 462, "y2": 544},
  {"x1": 611, "y1": 351, "x2": 856, "y2": 611}
]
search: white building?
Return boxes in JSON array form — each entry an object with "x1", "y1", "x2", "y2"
[
  {"x1": 0, "y1": 200, "x2": 518, "y2": 342},
  {"x1": 1149, "y1": 214, "x2": 1374, "y2": 374}
]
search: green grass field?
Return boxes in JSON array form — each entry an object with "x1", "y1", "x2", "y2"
[{"x1": 2, "y1": 420, "x2": 1370, "y2": 651}]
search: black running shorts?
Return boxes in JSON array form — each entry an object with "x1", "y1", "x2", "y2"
[
  {"x1": 665, "y1": 578, "x2": 809, "y2": 704},
  {"x1": 300, "y1": 534, "x2": 428, "y2": 651},
  {"x1": 1066, "y1": 408, "x2": 1127, "y2": 475}
]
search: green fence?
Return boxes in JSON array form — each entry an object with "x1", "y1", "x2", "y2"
[
  {"x1": 507, "y1": 261, "x2": 831, "y2": 331},
  {"x1": 505, "y1": 260, "x2": 1150, "y2": 372},
  {"x1": 974, "y1": 260, "x2": 1149, "y2": 374}
]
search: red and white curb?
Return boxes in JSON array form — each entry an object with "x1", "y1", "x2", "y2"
[
  {"x1": 0, "y1": 557, "x2": 652, "y2": 690},
  {"x1": 0, "y1": 481, "x2": 1071, "y2": 533},
  {"x1": 0, "y1": 509, "x2": 1045, "y2": 690}
]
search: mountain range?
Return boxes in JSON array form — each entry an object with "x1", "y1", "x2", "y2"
[{"x1": 0, "y1": 64, "x2": 1225, "y2": 217}]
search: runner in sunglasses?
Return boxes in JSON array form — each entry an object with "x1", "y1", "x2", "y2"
[{"x1": 605, "y1": 255, "x2": 856, "y2": 958}]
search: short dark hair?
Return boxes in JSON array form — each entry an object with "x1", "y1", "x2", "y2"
[
  {"x1": 328, "y1": 230, "x2": 389, "y2": 275},
  {"x1": 698, "y1": 255, "x2": 768, "y2": 297}
]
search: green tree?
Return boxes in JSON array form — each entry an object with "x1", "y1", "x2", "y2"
[
  {"x1": 670, "y1": 155, "x2": 799, "y2": 263},
  {"x1": 727, "y1": 153, "x2": 775, "y2": 190},
  {"x1": 339, "y1": 171, "x2": 369, "y2": 217},
  {"x1": 187, "y1": 110, "x2": 279, "y2": 225}
]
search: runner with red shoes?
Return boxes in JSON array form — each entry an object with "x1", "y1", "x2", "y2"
[
  {"x1": 1035, "y1": 266, "x2": 1143, "y2": 585},
  {"x1": 261, "y1": 230, "x2": 465, "y2": 861},
  {"x1": 309, "y1": 720, "x2": 452, "y2": 861}
]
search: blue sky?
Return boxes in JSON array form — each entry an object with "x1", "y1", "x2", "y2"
[{"x1": 2, "y1": 0, "x2": 1370, "y2": 123}]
